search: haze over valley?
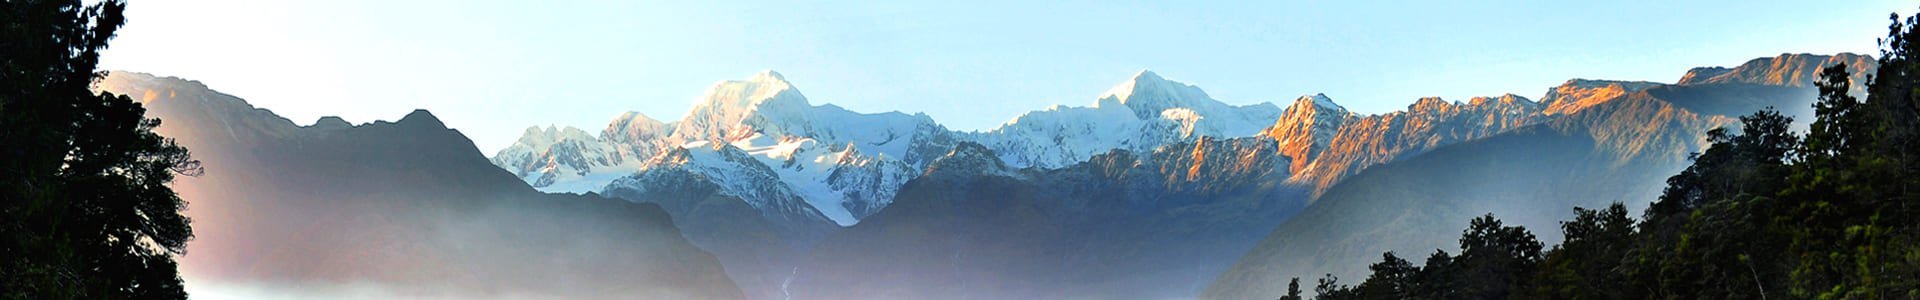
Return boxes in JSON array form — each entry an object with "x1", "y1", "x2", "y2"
[
  {"x1": 92, "y1": 52, "x2": 1875, "y2": 299},
  {"x1": 12, "y1": 1, "x2": 1919, "y2": 299}
]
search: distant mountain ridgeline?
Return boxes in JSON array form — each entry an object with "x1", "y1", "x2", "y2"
[
  {"x1": 1216, "y1": 41, "x2": 1920, "y2": 298},
  {"x1": 1203, "y1": 53, "x2": 1875, "y2": 299},
  {"x1": 480, "y1": 52, "x2": 1869, "y2": 299},
  {"x1": 787, "y1": 138, "x2": 1304, "y2": 299},
  {"x1": 90, "y1": 50, "x2": 1871, "y2": 299},
  {"x1": 492, "y1": 65, "x2": 1638, "y2": 297},
  {"x1": 95, "y1": 73, "x2": 744, "y2": 299}
]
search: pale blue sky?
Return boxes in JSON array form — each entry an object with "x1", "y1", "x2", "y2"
[{"x1": 100, "y1": 0, "x2": 1910, "y2": 152}]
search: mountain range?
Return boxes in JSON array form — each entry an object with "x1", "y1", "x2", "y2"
[
  {"x1": 1203, "y1": 53, "x2": 1874, "y2": 299},
  {"x1": 483, "y1": 67, "x2": 1552, "y2": 298},
  {"x1": 94, "y1": 73, "x2": 744, "y2": 299},
  {"x1": 84, "y1": 51, "x2": 1868, "y2": 299},
  {"x1": 476, "y1": 52, "x2": 1867, "y2": 299}
]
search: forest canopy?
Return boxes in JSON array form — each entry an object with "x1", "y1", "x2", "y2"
[{"x1": 1288, "y1": 9, "x2": 1920, "y2": 300}]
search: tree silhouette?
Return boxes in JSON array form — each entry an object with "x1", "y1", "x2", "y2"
[
  {"x1": 1, "y1": 0, "x2": 199, "y2": 298},
  {"x1": 1312, "y1": 273, "x2": 1353, "y2": 299},
  {"x1": 1353, "y1": 252, "x2": 1415, "y2": 298},
  {"x1": 1278, "y1": 277, "x2": 1304, "y2": 300},
  {"x1": 1411, "y1": 250, "x2": 1461, "y2": 299},
  {"x1": 1533, "y1": 203, "x2": 1633, "y2": 299},
  {"x1": 1290, "y1": 8, "x2": 1920, "y2": 299},
  {"x1": 1454, "y1": 214, "x2": 1541, "y2": 299}
]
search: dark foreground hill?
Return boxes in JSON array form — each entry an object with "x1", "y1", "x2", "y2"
[{"x1": 98, "y1": 72, "x2": 744, "y2": 299}]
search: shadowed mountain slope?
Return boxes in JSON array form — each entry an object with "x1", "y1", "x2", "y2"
[
  {"x1": 98, "y1": 72, "x2": 743, "y2": 299},
  {"x1": 1203, "y1": 53, "x2": 1867, "y2": 300}
]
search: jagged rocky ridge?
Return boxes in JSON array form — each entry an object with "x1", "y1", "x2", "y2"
[
  {"x1": 1269, "y1": 93, "x2": 1550, "y2": 197},
  {"x1": 494, "y1": 70, "x2": 1319, "y2": 298},
  {"x1": 787, "y1": 138, "x2": 1305, "y2": 300},
  {"x1": 965, "y1": 70, "x2": 1284, "y2": 169},
  {"x1": 495, "y1": 69, "x2": 1582, "y2": 227},
  {"x1": 488, "y1": 53, "x2": 1870, "y2": 300},
  {"x1": 493, "y1": 71, "x2": 951, "y2": 227},
  {"x1": 1203, "y1": 53, "x2": 1876, "y2": 300}
]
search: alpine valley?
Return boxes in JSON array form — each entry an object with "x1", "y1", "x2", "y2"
[
  {"x1": 474, "y1": 53, "x2": 1871, "y2": 300},
  {"x1": 93, "y1": 73, "x2": 743, "y2": 299},
  {"x1": 90, "y1": 52, "x2": 1869, "y2": 300}
]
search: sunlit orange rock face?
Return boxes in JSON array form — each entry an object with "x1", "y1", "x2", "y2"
[
  {"x1": 1677, "y1": 53, "x2": 1876, "y2": 87},
  {"x1": 1245, "y1": 53, "x2": 1877, "y2": 202},
  {"x1": 1265, "y1": 94, "x2": 1351, "y2": 176},
  {"x1": 1248, "y1": 54, "x2": 1857, "y2": 199},
  {"x1": 1204, "y1": 53, "x2": 1875, "y2": 300},
  {"x1": 1542, "y1": 79, "x2": 1661, "y2": 116},
  {"x1": 1152, "y1": 136, "x2": 1286, "y2": 194},
  {"x1": 1261, "y1": 93, "x2": 1550, "y2": 198}
]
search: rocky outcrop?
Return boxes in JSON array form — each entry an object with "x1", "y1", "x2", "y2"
[{"x1": 1268, "y1": 94, "x2": 1547, "y2": 198}]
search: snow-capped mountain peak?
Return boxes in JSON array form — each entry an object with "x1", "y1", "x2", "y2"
[
  {"x1": 482, "y1": 71, "x2": 950, "y2": 227},
  {"x1": 1097, "y1": 70, "x2": 1166, "y2": 100},
  {"x1": 752, "y1": 69, "x2": 787, "y2": 82},
  {"x1": 1097, "y1": 69, "x2": 1222, "y2": 119},
  {"x1": 1266, "y1": 94, "x2": 1356, "y2": 174},
  {"x1": 692, "y1": 70, "x2": 803, "y2": 114},
  {"x1": 597, "y1": 111, "x2": 672, "y2": 179},
  {"x1": 1301, "y1": 93, "x2": 1345, "y2": 111},
  {"x1": 519, "y1": 125, "x2": 596, "y2": 145},
  {"x1": 491, "y1": 124, "x2": 638, "y2": 193},
  {"x1": 972, "y1": 70, "x2": 1281, "y2": 169},
  {"x1": 602, "y1": 111, "x2": 669, "y2": 144},
  {"x1": 1285, "y1": 93, "x2": 1349, "y2": 116},
  {"x1": 742, "y1": 70, "x2": 798, "y2": 101},
  {"x1": 1269, "y1": 94, "x2": 1355, "y2": 150},
  {"x1": 676, "y1": 69, "x2": 813, "y2": 142}
]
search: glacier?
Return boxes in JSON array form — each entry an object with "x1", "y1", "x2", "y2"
[{"x1": 495, "y1": 69, "x2": 1301, "y2": 227}]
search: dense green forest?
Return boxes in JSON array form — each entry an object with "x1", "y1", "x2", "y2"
[
  {"x1": 2, "y1": 1, "x2": 198, "y2": 298},
  {"x1": 1287, "y1": 11, "x2": 1920, "y2": 300}
]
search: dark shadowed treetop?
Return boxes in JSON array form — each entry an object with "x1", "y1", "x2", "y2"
[
  {"x1": 2, "y1": 0, "x2": 200, "y2": 298},
  {"x1": 1301, "y1": 7, "x2": 1920, "y2": 299}
]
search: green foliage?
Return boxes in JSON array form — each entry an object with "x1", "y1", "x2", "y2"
[
  {"x1": 1410, "y1": 250, "x2": 1462, "y2": 299},
  {"x1": 1308, "y1": 215, "x2": 1542, "y2": 300},
  {"x1": 1291, "y1": 7, "x2": 1920, "y2": 300},
  {"x1": 1533, "y1": 203, "x2": 1632, "y2": 299},
  {"x1": 1352, "y1": 252, "x2": 1415, "y2": 298},
  {"x1": 1278, "y1": 277, "x2": 1304, "y2": 300},
  {"x1": 1, "y1": 0, "x2": 199, "y2": 298},
  {"x1": 1453, "y1": 215, "x2": 1543, "y2": 299},
  {"x1": 1312, "y1": 273, "x2": 1354, "y2": 300}
]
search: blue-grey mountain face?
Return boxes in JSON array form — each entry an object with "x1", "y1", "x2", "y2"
[
  {"x1": 486, "y1": 68, "x2": 1527, "y2": 298},
  {"x1": 472, "y1": 54, "x2": 1865, "y2": 299},
  {"x1": 1202, "y1": 53, "x2": 1874, "y2": 300},
  {"x1": 76, "y1": 50, "x2": 1826, "y2": 299},
  {"x1": 97, "y1": 72, "x2": 744, "y2": 299},
  {"x1": 786, "y1": 139, "x2": 1306, "y2": 299}
]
